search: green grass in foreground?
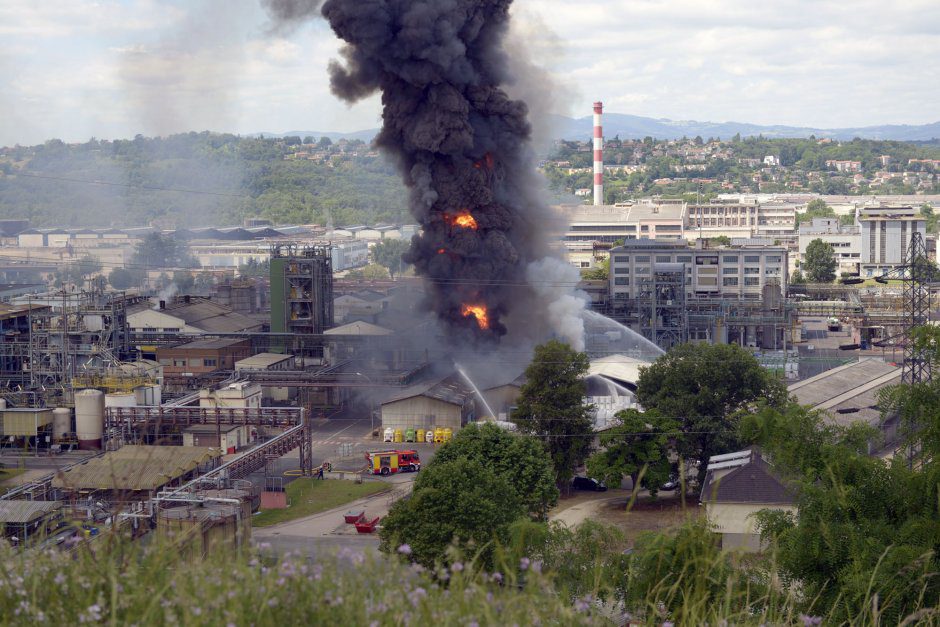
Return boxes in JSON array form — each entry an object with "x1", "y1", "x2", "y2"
[{"x1": 252, "y1": 478, "x2": 388, "y2": 527}]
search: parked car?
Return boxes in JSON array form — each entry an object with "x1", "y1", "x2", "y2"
[
  {"x1": 660, "y1": 476, "x2": 680, "y2": 491},
  {"x1": 572, "y1": 476, "x2": 607, "y2": 492}
]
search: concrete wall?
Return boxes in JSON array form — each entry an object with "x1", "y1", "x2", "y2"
[
  {"x1": 381, "y1": 396, "x2": 464, "y2": 432},
  {"x1": 706, "y1": 502, "x2": 797, "y2": 551}
]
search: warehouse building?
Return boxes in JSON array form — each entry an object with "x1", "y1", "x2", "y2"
[{"x1": 380, "y1": 375, "x2": 475, "y2": 433}]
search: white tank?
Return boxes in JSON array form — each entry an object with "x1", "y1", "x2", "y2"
[
  {"x1": 105, "y1": 392, "x2": 137, "y2": 409},
  {"x1": 75, "y1": 389, "x2": 105, "y2": 450},
  {"x1": 0, "y1": 398, "x2": 6, "y2": 410},
  {"x1": 134, "y1": 385, "x2": 162, "y2": 407},
  {"x1": 52, "y1": 407, "x2": 72, "y2": 441}
]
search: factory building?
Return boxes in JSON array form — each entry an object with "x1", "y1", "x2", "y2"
[
  {"x1": 269, "y1": 244, "x2": 334, "y2": 337},
  {"x1": 128, "y1": 297, "x2": 263, "y2": 335},
  {"x1": 858, "y1": 206, "x2": 927, "y2": 276},
  {"x1": 798, "y1": 218, "x2": 861, "y2": 274},
  {"x1": 157, "y1": 338, "x2": 252, "y2": 382},
  {"x1": 607, "y1": 239, "x2": 790, "y2": 349},
  {"x1": 380, "y1": 375, "x2": 475, "y2": 434}
]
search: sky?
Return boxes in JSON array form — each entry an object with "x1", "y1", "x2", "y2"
[{"x1": 1, "y1": 0, "x2": 938, "y2": 146}]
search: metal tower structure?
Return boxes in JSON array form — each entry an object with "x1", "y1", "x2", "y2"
[
  {"x1": 638, "y1": 263, "x2": 688, "y2": 349},
  {"x1": 902, "y1": 230, "x2": 931, "y2": 384}
]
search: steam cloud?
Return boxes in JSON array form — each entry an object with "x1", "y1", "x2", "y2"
[{"x1": 267, "y1": 0, "x2": 586, "y2": 345}]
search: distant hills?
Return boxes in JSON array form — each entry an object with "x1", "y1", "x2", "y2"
[{"x1": 257, "y1": 114, "x2": 940, "y2": 143}]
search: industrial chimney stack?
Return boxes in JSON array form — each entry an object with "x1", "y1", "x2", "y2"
[{"x1": 593, "y1": 101, "x2": 604, "y2": 206}]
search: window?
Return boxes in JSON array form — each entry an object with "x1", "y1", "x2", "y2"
[
  {"x1": 635, "y1": 256, "x2": 650, "y2": 262},
  {"x1": 614, "y1": 277, "x2": 630, "y2": 286},
  {"x1": 655, "y1": 256, "x2": 672, "y2": 263},
  {"x1": 613, "y1": 255, "x2": 629, "y2": 262},
  {"x1": 173, "y1": 359, "x2": 186, "y2": 367},
  {"x1": 158, "y1": 359, "x2": 171, "y2": 366},
  {"x1": 744, "y1": 255, "x2": 760, "y2": 262},
  {"x1": 723, "y1": 277, "x2": 739, "y2": 286},
  {"x1": 722, "y1": 267, "x2": 738, "y2": 275},
  {"x1": 744, "y1": 267, "x2": 760, "y2": 274},
  {"x1": 635, "y1": 267, "x2": 650, "y2": 275},
  {"x1": 698, "y1": 277, "x2": 718, "y2": 286},
  {"x1": 189, "y1": 358, "x2": 202, "y2": 367},
  {"x1": 677, "y1": 255, "x2": 692, "y2": 262},
  {"x1": 614, "y1": 266, "x2": 630, "y2": 275},
  {"x1": 744, "y1": 277, "x2": 760, "y2": 286},
  {"x1": 162, "y1": 327, "x2": 180, "y2": 332},
  {"x1": 766, "y1": 255, "x2": 782, "y2": 263},
  {"x1": 723, "y1": 255, "x2": 739, "y2": 262},
  {"x1": 203, "y1": 358, "x2": 218, "y2": 367}
]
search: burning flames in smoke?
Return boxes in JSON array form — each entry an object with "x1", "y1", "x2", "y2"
[
  {"x1": 445, "y1": 212, "x2": 478, "y2": 230},
  {"x1": 461, "y1": 304, "x2": 490, "y2": 330}
]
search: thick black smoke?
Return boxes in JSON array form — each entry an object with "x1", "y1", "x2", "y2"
[
  {"x1": 262, "y1": 0, "x2": 324, "y2": 28},
  {"x1": 318, "y1": 0, "x2": 549, "y2": 342}
]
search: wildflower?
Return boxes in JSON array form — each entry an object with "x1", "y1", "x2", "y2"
[
  {"x1": 531, "y1": 560, "x2": 542, "y2": 574},
  {"x1": 192, "y1": 608, "x2": 202, "y2": 616},
  {"x1": 574, "y1": 595, "x2": 593, "y2": 613},
  {"x1": 258, "y1": 542, "x2": 271, "y2": 550},
  {"x1": 662, "y1": 622, "x2": 674, "y2": 627},
  {"x1": 408, "y1": 587, "x2": 428, "y2": 607},
  {"x1": 53, "y1": 573, "x2": 66, "y2": 586},
  {"x1": 398, "y1": 544, "x2": 412, "y2": 555},
  {"x1": 519, "y1": 557, "x2": 530, "y2": 571},
  {"x1": 800, "y1": 616, "x2": 823, "y2": 627},
  {"x1": 491, "y1": 572, "x2": 503, "y2": 584},
  {"x1": 451, "y1": 561, "x2": 464, "y2": 573},
  {"x1": 79, "y1": 604, "x2": 103, "y2": 624},
  {"x1": 267, "y1": 598, "x2": 278, "y2": 608}
]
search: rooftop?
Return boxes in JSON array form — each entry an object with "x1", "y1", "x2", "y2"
[
  {"x1": 0, "y1": 500, "x2": 61, "y2": 524},
  {"x1": 788, "y1": 358, "x2": 901, "y2": 427},
  {"x1": 163, "y1": 338, "x2": 250, "y2": 351},
  {"x1": 382, "y1": 374, "x2": 473, "y2": 407},
  {"x1": 129, "y1": 298, "x2": 262, "y2": 333},
  {"x1": 701, "y1": 449, "x2": 795, "y2": 505},
  {"x1": 51, "y1": 445, "x2": 221, "y2": 491},
  {"x1": 234, "y1": 353, "x2": 295, "y2": 369}
]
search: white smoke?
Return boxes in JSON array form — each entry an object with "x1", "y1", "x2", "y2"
[
  {"x1": 151, "y1": 283, "x2": 179, "y2": 310},
  {"x1": 525, "y1": 257, "x2": 588, "y2": 351}
]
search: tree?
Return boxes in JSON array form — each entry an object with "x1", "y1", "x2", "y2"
[
  {"x1": 194, "y1": 271, "x2": 216, "y2": 294},
  {"x1": 370, "y1": 238, "x2": 411, "y2": 278},
  {"x1": 379, "y1": 457, "x2": 524, "y2": 569},
  {"x1": 796, "y1": 198, "x2": 836, "y2": 226},
  {"x1": 710, "y1": 235, "x2": 731, "y2": 246},
  {"x1": 587, "y1": 409, "x2": 677, "y2": 497},
  {"x1": 790, "y1": 269, "x2": 806, "y2": 284},
  {"x1": 636, "y1": 343, "x2": 788, "y2": 485},
  {"x1": 512, "y1": 340, "x2": 594, "y2": 488},
  {"x1": 804, "y1": 238, "x2": 837, "y2": 283},
  {"x1": 346, "y1": 263, "x2": 390, "y2": 280},
  {"x1": 580, "y1": 258, "x2": 609, "y2": 281},
  {"x1": 172, "y1": 270, "x2": 195, "y2": 292},
  {"x1": 134, "y1": 233, "x2": 195, "y2": 269},
  {"x1": 108, "y1": 267, "x2": 145, "y2": 290},
  {"x1": 317, "y1": 136, "x2": 333, "y2": 149},
  {"x1": 921, "y1": 203, "x2": 937, "y2": 234},
  {"x1": 432, "y1": 423, "x2": 558, "y2": 519},
  {"x1": 55, "y1": 255, "x2": 102, "y2": 288}
]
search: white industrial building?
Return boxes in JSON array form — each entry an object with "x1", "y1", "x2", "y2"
[
  {"x1": 608, "y1": 239, "x2": 788, "y2": 301},
  {"x1": 859, "y1": 207, "x2": 926, "y2": 276},
  {"x1": 798, "y1": 218, "x2": 861, "y2": 274},
  {"x1": 379, "y1": 375, "x2": 474, "y2": 433}
]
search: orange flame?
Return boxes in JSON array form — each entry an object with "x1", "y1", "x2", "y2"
[
  {"x1": 446, "y1": 211, "x2": 478, "y2": 230},
  {"x1": 461, "y1": 304, "x2": 489, "y2": 330},
  {"x1": 474, "y1": 153, "x2": 495, "y2": 170},
  {"x1": 437, "y1": 248, "x2": 446, "y2": 255}
]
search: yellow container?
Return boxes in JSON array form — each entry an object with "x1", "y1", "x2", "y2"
[
  {"x1": 443, "y1": 428, "x2": 453, "y2": 442},
  {"x1": 415, "y1": 429, "x2": 425, "y2": 443},
  {"x1": 433, "y1": 428, "x2": 444, "y2": 443},
  {"x1": 393, "y1": 429, "x2": 403, "y2": 443}
]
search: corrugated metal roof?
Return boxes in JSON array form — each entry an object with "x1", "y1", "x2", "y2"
[
  {"x1": 382, "y1": 374, "x2": 472, "y2": 407},
  {"x1": 0, "y1": 500, "x2": 61, "y2": 524},
  {"x1": 51, "y1": 446, "x2": 221, "y2": 491},
  {"x1": 788, "y1": 358, "x2": 900, "y2": 426},
  {"x1": 701, "y1": 451, "x2": 795, "y2": 505}
]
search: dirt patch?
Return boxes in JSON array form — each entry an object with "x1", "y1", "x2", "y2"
[{"x1": 551, "y1": 490, "x2": 702, "y2": 543}]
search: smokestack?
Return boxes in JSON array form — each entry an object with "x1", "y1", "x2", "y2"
[{"x1": 593, "y1": 101, "x2": 604, "y2": 206}]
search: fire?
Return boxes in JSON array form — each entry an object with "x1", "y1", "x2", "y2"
[
  {"x1": 461, "y1": 304, "x2": 489, "y2": 330},
  {"x1": 446, "y1": 212, "x2": 478, "y2": 230},
  {"x1": 474, "y1": 153, "x2": 495, "y2": 170},
  {"x1": 437, "y1": 248, "x2": 446, "y2": 255}
]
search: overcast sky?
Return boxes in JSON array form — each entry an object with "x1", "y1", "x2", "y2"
[{"x1": 1, "y1": 0, "x2": 938, "y2": 146}]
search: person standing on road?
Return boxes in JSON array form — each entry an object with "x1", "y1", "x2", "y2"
[{"x1": 317, "y1": 465, "x2": 324, "y2": 480}]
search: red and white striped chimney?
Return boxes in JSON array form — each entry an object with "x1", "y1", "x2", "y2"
[{"x1": 593, "y1": 101, "x2": 604, "y2": 206}]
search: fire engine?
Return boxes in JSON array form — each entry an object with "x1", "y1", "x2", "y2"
[{"x1": 365, "y1": 450, "x2": 421, "y2": 475}]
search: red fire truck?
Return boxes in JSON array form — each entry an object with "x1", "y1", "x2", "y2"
[{"x1": 365, "y1": 450, "x2": 421, "y2": 475}]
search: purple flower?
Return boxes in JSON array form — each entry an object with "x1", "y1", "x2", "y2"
[
  {"x1": 800, "y1": 616, "x2": 823, "y2": 627},
  {"x1": 491, "y1": 572, "x2": 503, "y2": 584},
  {"x1": 574, "y1": 595, "x2": 593, "y2": 613},
  {"x1": 531, "y1": 560, "x2": 542, "y2": 574},
  {"x1": 451, "y1": 561, "x2": 464, "y2": 573},
  {"x1": 408, "y1": 587, "x2": 427, "y2": 608},
  {"x1": 398, "y1": 543, "x2": 412, "y2": 555},
  {"x1": 519, "y1": 557, "x2": 530, "y2": 571}
]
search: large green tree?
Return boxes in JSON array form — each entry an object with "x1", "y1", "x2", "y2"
[
  {"x1": 108, "y1": 267, "x2": 146, "y2": 290},
  {"x1": 432, "y1": 423, "x2": 558, "y2": 519},
  {"x1": 134, "y1": 233, "x2": 195, "y2": 269},
  {"x1": 587, "y1": 409, "x2": 676, "y2": 497},
  {"x1": 370, "y1": 238, "x2": 411, "y2": 278},
  {"x1": 379, "y1": 457, "x2": 523, "y2": 569},
  {"x1": 512, "y1": 341, "x2": 595, "y2": 488},
  {"x1": 803, "y1": 238, "x2": 837, "y2": 283},
  {"x1": 636, "y1": 343, "x2": 788, "y2": 485}
]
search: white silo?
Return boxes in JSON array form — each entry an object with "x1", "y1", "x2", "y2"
[
  {"x1": 75, "y1": 389, "x2": 105, "y2": 450},
  {"x1": 52, "y1": 407, "x2": 72, "y2": 441},
  {"x1": 105, "y1": 392, "x2": 137, "y2": 410}
]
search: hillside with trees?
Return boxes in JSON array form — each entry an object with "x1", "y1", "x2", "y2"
[{"x1": 0, "y1": 133, "x2": 409, "y2": 228}]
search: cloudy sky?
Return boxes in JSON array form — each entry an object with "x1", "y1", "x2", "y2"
[{"x1": 1, "y1": 0, "x2": 938, "y2": 146}]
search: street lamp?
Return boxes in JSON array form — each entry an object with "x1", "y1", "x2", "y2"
[{"x1": 354, "y1": 372, "x2": 375, "y2": 436}]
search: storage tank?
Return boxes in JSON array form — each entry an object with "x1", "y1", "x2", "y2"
[
  {"x1": 52, "y1": 407, "x2": 72, "y2": 441},
  {"x1": 105, "y1": 392, "x2": 137, "y2": 409},
  {"x1": 75, "y1": 389, "x2": 105, "y2": 450},
  {"x1": 0, "y1": 398, "x2": 6, "y2": 410},
  {"x1": 134, "y1": 384, "x2": 162, "y2": 407}
]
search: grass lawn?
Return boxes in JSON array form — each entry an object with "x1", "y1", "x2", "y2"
[
  {"x1": 252, "y1": 479, "x2": 389, "y2": 527},
  {"x1": 0, "y1": 466, "x2": 26, "y2": 487}
]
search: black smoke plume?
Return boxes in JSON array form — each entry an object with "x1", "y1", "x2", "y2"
[{"x1": 318, "y1": 0, "x2": 550, "y2": 342}]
